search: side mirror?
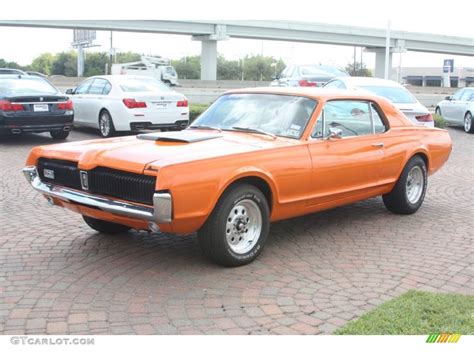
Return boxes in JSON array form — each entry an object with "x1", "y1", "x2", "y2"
[
  {"x1": 65, "y1": 88, "x2": 75, "y2": 95},
  {"x1": 327, "y1": 126, "x2": 343, "y2": 140},
  {"x1": 445, "y1": 95, "x2": 453, "y2": 101}
]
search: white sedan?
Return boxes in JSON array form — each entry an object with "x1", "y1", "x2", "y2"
[
  {"x1": 435, "y1": 87, "x2": 474, "y2": 133},
  {"x1": 66, "y1": 75, "x2": 189, "y2": 137},
  {"x1": 323, "y1": 77, "x2": 434, "y2": 127}
]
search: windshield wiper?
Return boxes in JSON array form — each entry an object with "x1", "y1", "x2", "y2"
[
  {"x1": 188, "y1": 125, "x2": 222, "y2": 132},
  {"x1": 231, "y1": 126, "x2": 276, "y2": 139}
]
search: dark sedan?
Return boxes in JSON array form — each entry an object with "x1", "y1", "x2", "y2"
[{"x1": 0, "y1": 75, "x2": 73, "y2": 140}]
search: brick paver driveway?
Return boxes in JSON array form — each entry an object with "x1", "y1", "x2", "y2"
[{"x1": 1, "y1": 127, "x2": 472, "y2": 335}]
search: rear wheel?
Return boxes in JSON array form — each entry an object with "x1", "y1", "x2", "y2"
[
  {"x1": 99, "y1": 110, "x2": 116, "y2": 138},
  {"x1": 464, "y1": 112, "x2": 474, "y2": 133},
  {"x1": 198, "y1": 183, "x2": 270, "y2": 267},
  {"x1": 82, "y1": 215, "x2": 131, "y2": 234},
  {"x1": 50, "y1": 130, "x2": 70, "y2": 140},
  {"x1": 383, "y1": 156, "x2": 427, "y2": 215}
]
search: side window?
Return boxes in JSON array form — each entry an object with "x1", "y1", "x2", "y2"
[
  {"x1": 452, "y1": 89, "x2": 464, "y2": 101},
  {"x1": 371, "y1": 103, "x2": 388, "y2": 134},
  {"x1": 88, "y1": 79, "x2": 107, "y2": 95},
  {"x1": 103, "y1": 81, "x2": 112, "y2": 95},
  {"x1": 460, "y1": 90, "x2": 474, "y2": 101},
  {"x1": 324, "y1": 80, "x2": 346, "y2": 89},
  {"x1": 323, "y1": 100, "x2": 372, "y2": 138},
  {"x1": 75, "y1": 80, "x2": 93, "y2": 94}
]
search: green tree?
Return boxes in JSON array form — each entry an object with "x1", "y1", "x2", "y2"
[
  {"x1": 345, "y1": 61, "x2": 372, "y2": 77},
  {"x1": 84, "y1": 52, "x2": 109, "y2": 76},
  {"x1": 51, "y1": 51, "x2": 77, "y2": 76},
  {"x1": 242, "y1": 55, "x2": 284, "y2": 81},
  {"x1": 171, "y1": 56, "x2": 200, "y2": 79},
  {"x1": 0, "y1": 58, "x2": 24, "y2": 70},
  {"x1": 30, "y1": 53, "x2": 55, "y2": 75},
  {"x1": 217, "y1": 56, "x2": 241, "y2": 80},
  {"x1": 116, "y1": 52, "x2": 141, "y2": 63}
]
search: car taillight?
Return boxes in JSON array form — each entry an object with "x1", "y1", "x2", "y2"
[
  {"x1": 415, "y1": 113, "x2": 433, "y2": 122},
  {"x1": 123, "y1": 98, "x2": 147, "y2": 108},
  {"x1": 298, "y1": 80, "x2": 317, "y2": 87},
  {"x1": 177, "y1": 100, "x2": 188, "y2": 107},
  {"x1": 0, "y1": 100, "x2": 24, "y2": 111},
  {"x1": 57, "y1": 100, "x2": 73, "y2": 110}
]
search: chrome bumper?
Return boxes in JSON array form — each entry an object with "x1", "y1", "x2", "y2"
[{"x1": 22, "y1": 166, "x2": 172, "y2": 224}]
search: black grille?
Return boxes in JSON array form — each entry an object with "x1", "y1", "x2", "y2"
[
  {"x1": 38, "y1": 158, "x2": 82, "y2": 190},
  {"x1": 36, "y1": 159, "x2": 156, "y2": 205}
]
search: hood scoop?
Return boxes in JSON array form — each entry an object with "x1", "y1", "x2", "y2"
[{"x1": 137, "y1": 131, "x2": 222, "y2": 143}]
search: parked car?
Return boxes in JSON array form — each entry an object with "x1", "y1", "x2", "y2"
[
  {"x1": 435, "y1": 87, "x2": 474, "y2": 133},
  {"x1": 23, "y1": 88, "x2": 452, "y2": 266},
  {"x1": 271, "y1": 64, "x2": 348, "y2": 87},
  {"x1": 0, "y1": 74, "x2": 73, "y2": 139},
  {"x1": 0, "y1": 68, "x2": 27, "y2": 75},
  {"x1": 66, "y1": 75, "x2": 189, "y2": 138},
  {"x1": 323, "y1": 77, "x2": 434, "y2": 127},
  {"x1": 26, "y1": 71, "x2": 48, "y2": 79}
]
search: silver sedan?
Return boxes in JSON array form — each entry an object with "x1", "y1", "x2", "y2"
[{"x1": 436, "y1": 88, "x2": 474, "y2": 133}]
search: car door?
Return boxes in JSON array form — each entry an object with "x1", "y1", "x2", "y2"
[
  {"x1": 81, "y1": 78, "x2": 109, "y2": 127},
  {"x1": 71, "y1": 79, "x2": 93, "y2": 125},
  {"x1": 443, "y1": 89, "x2": 464, "y2": 122},
  {"x1": 454, "y1": 89, "x2": 474, "y2": 123},
  {"x1": 306, "y1": 99, "x2": 387, "y2": 206}
]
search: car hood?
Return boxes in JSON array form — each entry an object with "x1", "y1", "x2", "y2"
[{"x1": 31, "y1": 130, "x2": 298, "y2": 174}]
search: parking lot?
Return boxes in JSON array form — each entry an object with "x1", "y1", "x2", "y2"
[{"x1": 0, "y1": 127, "x2": 472, "y2": 335}]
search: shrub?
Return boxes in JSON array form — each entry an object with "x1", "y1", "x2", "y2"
[
  {"x1": 433, "y1": 113, "x2": 447, "y2": 128},
  {"x1": 189, "y1": 104, "x2": 209, "y2": 122}
]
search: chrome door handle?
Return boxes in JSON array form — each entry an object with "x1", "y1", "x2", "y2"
[{"x1": 372, "y1": 142, "x2": 384, "y2": 148}]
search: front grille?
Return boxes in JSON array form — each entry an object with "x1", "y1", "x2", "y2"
[
  {"x1": 36, "y1": 159, "x2": 156, "y2": 205},
  {"x1": 38, "y1": 158, "x2": 82, "y2": 190}
]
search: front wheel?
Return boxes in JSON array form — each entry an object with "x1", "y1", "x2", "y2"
[
  {"x1": 383, "y1": 156, "x2": 427, "y2": 215},
  {"x1": 82, "y1": 215, "x2": 131, "y2": 234},
  {"x1": 464, "y1": 112, "x2": 474, "y2": 133},
  {"x1": 198, "y1": 183, "x2": 270, "y2": 267},
  {"x1": 98, "y1": 110, "x2": 116, "y2": 138}
]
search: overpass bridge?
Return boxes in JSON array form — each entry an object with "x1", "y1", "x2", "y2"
[{"x1": 1, "y1": 20, "x2": 472, "y2": 80}]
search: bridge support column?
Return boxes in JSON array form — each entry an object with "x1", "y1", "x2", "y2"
[
  {"x1": 200, "y1": 39, "x2": 218, "y2": 81},
  {"x1": 373, "y1": 48, "x2": 392, "y2": 79}
]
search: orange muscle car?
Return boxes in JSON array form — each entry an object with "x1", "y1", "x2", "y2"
[{"x1": 23, "y1": 88, "x2": 452, "y2": 266}]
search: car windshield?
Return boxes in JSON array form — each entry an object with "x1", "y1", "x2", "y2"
[
  {"x1": 300, "y1": 65, "x2": 347, "y2": 77},
  {"x1": 118, "y1": 77, "x2": 170, "y2": 92},
  {"x1": 0, "y1": 77, "x2": 58, "y2": 95},
  {"x1": 190, "y1": 94, "x2": 317, "y2": 139},
  {"x1": 358, "y1": 85, "x2": 417, "y2": 104}
]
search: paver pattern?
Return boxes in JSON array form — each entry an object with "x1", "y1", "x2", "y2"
[{"x1": 0, "y1": 127, "x2": 472, "y2": 335}]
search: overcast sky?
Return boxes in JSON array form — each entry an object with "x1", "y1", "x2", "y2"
[{"x1": 0, "y1": 0, "x2": 472, "y2": 69}]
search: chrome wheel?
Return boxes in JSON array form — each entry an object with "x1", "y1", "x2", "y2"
[
  {"x1": 406, "y1": 165, "x2": 424, "y2": 204},
  {"x1": 99, "y1": 113, "x2": 111, "y2": 137},
  {"x1": 225, "y1": 199, "x2": 262, "y2": 254},
  {"x1": 464, "y1": 113, "x2": 472, "y2": 133}
]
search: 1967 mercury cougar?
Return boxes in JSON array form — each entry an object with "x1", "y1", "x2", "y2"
[{"x1": 23, "y1": 88, "x2": 452, "y2": 266}]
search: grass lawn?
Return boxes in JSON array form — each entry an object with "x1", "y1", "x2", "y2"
[{"x1": 335, "y1": 290, "x2": 474, "y2": 335}]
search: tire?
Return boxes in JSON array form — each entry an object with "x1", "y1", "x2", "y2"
[
  {"x1": 198, "y1": 183, "x2": 270, "y2": 267},
  {"x1": 50, "y1": 130, "x2": 70, "y2": 140},
  {"x1": 98, "y1": 110, "x2": 116, "y2": 138},
  {"x1": 82, "y1": 215, "x2": 131, "y2": 234},
  {"x1": 464, "y1": 112, "x2": 474, "y2": 134},
  {"x1": 383, "y1": 156, "x2": 427, "y2": 215},
  {"x1": 435, "y1": 107, "x2": 442, "y2": 116}
]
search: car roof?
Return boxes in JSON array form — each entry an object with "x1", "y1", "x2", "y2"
[
  {"x1": 334, "y1": 76, "x2": 405, "y2": 88},
  {"x1": 224, "y1": 86, "x2": 393, "y2": 102}
]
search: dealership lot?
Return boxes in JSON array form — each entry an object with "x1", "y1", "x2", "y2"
[{"x1": 0, "y1": 127, "x2": 472, "y2": 335}]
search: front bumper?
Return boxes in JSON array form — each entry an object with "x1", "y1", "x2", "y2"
[{"x1": 22, "y1": 166, "x2": 172, "y2": 225}]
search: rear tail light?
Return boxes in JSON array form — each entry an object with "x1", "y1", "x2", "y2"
[
  {"x1": 57, "y1": 100, "x2": 73, "y2": 110},
  {"x1": 298, "y1": 80, "x2": 317, "y2": 87},
  {"x1": 415, "y1": 113, "x2": 433, "y2": 122},
  {"x1": 177, "y1": 100, "x2": 188, "y2": 107},
  {"x1": 123, "y1": 98, "x2": 147, "y2": 109},
  {"x1": 0, "y1": 100, "x2": 24, "y2": 111}
]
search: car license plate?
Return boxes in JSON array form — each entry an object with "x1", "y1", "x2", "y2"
[
  {"x1": 154, "y1": 102, "x2": 167, "y2": 109},
  {"x1": 34, "y1": 104, "x2": 49, "y2": 112}
]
